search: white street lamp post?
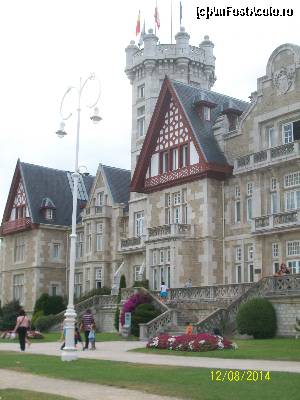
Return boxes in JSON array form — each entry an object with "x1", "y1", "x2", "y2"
[{"x1": 56, "y1": 74, "x2": 101, "y2": 361}]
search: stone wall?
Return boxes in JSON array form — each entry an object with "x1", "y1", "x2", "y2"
[{"x1": 270, "y1": 295, "x2": 300, "y2": 337}]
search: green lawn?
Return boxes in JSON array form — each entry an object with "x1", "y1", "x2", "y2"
[
  {"x1": 0, "y1": 332, "x2": 138, "y2": 343},
  {"x1": 131, "y1": 338, "x2": 300, "y2": 361},
  {"x1": 0, "y1": 351, "x2": 300, "y2": 400},
  {"x1": 0, "y1": 389, "x2": 75, "y2": 400}
]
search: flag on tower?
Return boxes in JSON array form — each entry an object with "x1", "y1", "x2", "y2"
[
  {"x1": 138, "y1": 20, "x2": 146, "y2": 47},
  {"x1": 154, "y1": 3, "x2": 160, "y2": 29},
  {"x1": 180, "y1": 1, "x2": 183, "y2": 26},
  {"x1": 136, "y1": 10, "x2": 141, "y2": 36}
]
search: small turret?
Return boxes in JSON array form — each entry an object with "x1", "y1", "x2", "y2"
[
  {"x1": 143, "y1": 29, "x2": 159, "y2": 58},
  {"x1": 125, "y1": 40, "x2": 139, "y2": 70},
  {"x1": 200, "y1": 35, "x2": 215, "y2": 66},
  {"x1": 175, "y1": 27, "x2": 190, "y2": 56}
]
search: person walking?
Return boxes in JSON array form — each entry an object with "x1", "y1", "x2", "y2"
[
  {"x1": 88, "y1": 321, "x2": 96, "y2": 350},
  {"x1": 160, "y1": 281, "x2": 168, "y2": 303},
  {"x1": 81, "y1": 309, "x2": 94, "y2": 350},
  {"x1": 13, "y1": 309, "x2": 30, "y2": 352}
]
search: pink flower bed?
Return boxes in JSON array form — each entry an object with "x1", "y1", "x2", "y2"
[
  {"x1": 120, "y1": 292, "x2": 150, "y2": 326},
  {"x1": 0, "y1": 330, "x2": 44, "y2": 339},
  {"x1": 147, "y1": 333, "x2": 236, "y2": 352}
]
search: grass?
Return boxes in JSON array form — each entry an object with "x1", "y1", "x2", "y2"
[
  {"x1": 0, "y1": 351, "x2": 300, "y2": 400},
  {"x1": 0, "y1": 332, "x2": 138, "y2": 343},
  {"x1": 131, "y1": 338, "x2": 300, "y2": 361},
  {"x1": 0, "y1": 389, "x2": 75, "y2": 400}
]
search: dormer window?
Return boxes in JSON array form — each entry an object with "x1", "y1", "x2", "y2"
[
  {"x1": 228, "y1": 114, "x2": 238, "y2": 131},
  {"x1": 45, "y1": 209, "x2": 53, "y2": 220},
  {"x1": 40, "y1": 197, "x2": 56, "y2": 221},
  {"x1": 203, "y1": 106, "x2": 211, "y2": 121}
]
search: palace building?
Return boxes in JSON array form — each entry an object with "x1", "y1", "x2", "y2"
[{"x1": 1, "y1": 28, "x2": 300, "y2": 311}]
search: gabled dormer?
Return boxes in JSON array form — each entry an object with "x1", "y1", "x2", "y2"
[
  {"x1": 131, "y1": 78, "x2": 234, "y2": 193},
  {"x1": 40, "y1": 197, "x2": 56, "y2": 221},
  {"x1": 222, "y1": 101, "x2": 243, "y2": 132}
]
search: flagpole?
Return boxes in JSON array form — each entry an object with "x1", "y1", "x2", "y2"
[{"x1": 170, "y1": 0, "x2": 173, "y2": 44}]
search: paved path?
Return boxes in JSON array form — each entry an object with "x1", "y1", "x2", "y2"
[
  {"x1": 0, "y1": 369, "x2": 177, "y2": 400},
  {"x1": 1, "y1": 341, "x2": 300, "y2": 373}
]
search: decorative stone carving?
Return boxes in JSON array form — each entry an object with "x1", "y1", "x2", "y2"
[{"x1": 272, "y1": 65, "x2": 296, "y2": 95}]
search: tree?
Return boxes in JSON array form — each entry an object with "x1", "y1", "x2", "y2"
[
  {"x1": 0, "y1": 300, "x2": 21, "y2": 330},
  {"x1": 114, "y1": 274, "x2": 127, "y2": 331}
]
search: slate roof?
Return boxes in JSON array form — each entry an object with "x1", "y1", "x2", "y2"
[
  {"x1": 19, "y1": 161, "x2": 94, "y2": 226},
  {"x1": 170, "y1": 79, "x2": 250, "y2": 164},
  {"x1": 101, "y1": 165, "x2": 131, "y2": 210}
]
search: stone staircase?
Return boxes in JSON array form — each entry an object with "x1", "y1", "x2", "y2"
[{"x1": 132, "y1": 275, "x2": 300, "y2": 340}]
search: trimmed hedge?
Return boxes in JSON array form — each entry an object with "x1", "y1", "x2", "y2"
[
  {"x1": 0, "y1": 300, "x2": 21, "y2": 330},
  {"x1": 236, "y1": 297, "x2": 277, "y2": 339},
  {"x1": 35, "y1": 314, "x2": 57, "y2": 332},
  {"x1": 131, "y1": 303, "x2": 160, "y2": 337},
  {"x1": 34, "y1": 294, "x2": 66, "y2": 316},
  {"x1": 132, "y1": 280, "x2": 149, "y2": 289}
]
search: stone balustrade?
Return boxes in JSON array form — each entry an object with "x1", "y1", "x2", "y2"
[
  {"x1": 147, "y1": 223, "x2": 194, "y2": 241},
  {"x1": 234, "y1": 141, "x2": 300, "y2": 174},
  {"x1": 195, "y1": 274, "x2": 300, "y2": 334},
  {"x1": 252, "y1": 210, "x2": 300, "y2": 233},
  {"x1": 139, "y1": 310, "x2": 177, "y2": 341}
]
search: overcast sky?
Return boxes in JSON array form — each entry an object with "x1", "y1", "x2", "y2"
[{"x1": 1, "y1": 0, "x2": 300, "y2": 219}]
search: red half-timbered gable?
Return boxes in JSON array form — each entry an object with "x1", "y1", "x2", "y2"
[
  {"x1": 1, "y1": 161, "x2": 32, "y2": 235},
  {"x1": 131, "y1": 78, "x2": 232, "y2": 193}
]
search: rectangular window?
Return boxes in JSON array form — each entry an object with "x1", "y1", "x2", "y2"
[
  {"x1": 86, "y1": 223, "x2": 92, "y2": 253},
  {"x1": 248, "y1": 264, "x2": 254, "y2": 283},
  {"x1": 236, "y1": 265, "x2": 242, "y2": 283},
  {"x1": 97, "y1": 192, "x2": 104, "y2": 206},
  {"x1": 272, "y1": 243, "x2": 279, "y2": 258},
  {"x1": 271, "y1": 177, "x2": 277, "y2": 191},
  {"x1": 287, "y1": 260, "x2": 300, "y2": 274},
  {"x1": 283, "y1": 122, "x2": 293, "y2": 144},
  {"x1": 247, "y1": 182, "x2": 253, "y2": 196},
  {"x1": 137, "y1": 84, "x2": 145, "y2": 99},
  {"x1": 134, "y1": 266, "x2": 140, "y2": 282},
  {"x1": 137, "y1": 106, "x2": 145, "y2": 137},
  {"x1": 165, "y1": 193, "x2": 171, "y2": 207},
  {"x1": 160, "y1": 267, "x2": 165, "y2": 286},
  {"x1": 167, "y1": 266, "x2": 171, "y2": 288},
  {"x1": 166, "y1": 248, "x2": 171, "y2": 263},
  {"x1": 13, "y1": 274, "x2": 24, "y2": 303},
  {"x1": 162, "y1": 151, "x2": 169, "y2": 173},
  {"x1": 85, "y1": 268, "x2": 90, "y2": 291},
  {"x1": 273, "y1": 261, "x2": 280, "y2": 274},
  {"x1": 183, "y1": 205, "x2": 188, "y2": 224},
  {"x1": 173, "y1": 206, "x2": 180, "y2": 224},
  {"x1": 165, "y1": 208, "x2": 171, "y2": 224},
  {"x1": 203, "y1": 106, "x2": 211, "y2": 121},
  {"x1": 152, "y1": 250, "x2": 157, "y2": 266},
  {"x1": 235, "y1": 186, "x2": 240, "y2": 198},
  {"x1": 172, "y1": 148, "x2": 178, "y2": 170},
  {"x1": 235, "y1": 200, "x2": 241, "y2": 223},
  {"x1": 96, "y1": 222, "x2": 103, "y2": 251},
  {"x1": 50, "y1": 284, "x2": 58, "y2": 296},
  {"x1": 45, "y1": 209, "x2": 53, "y2": 220},
  {"x1": 159, "y1": 249, "x2": 164, "y2": 264},
  {"x1": 14, "y1": 237, "x2": 25, "y2": 262},
  {"x1": 173, "y1": 192, "x2": 181, "y2": 205},
  {"x1": 74, "y1": 273, "x2": 83, "y2": 298},
  {"x1": 95, "y1": 267, "x2": 103, "y2": 289},
  {"x1": 153, "y1": 268, "x2": 158, "y2": 290},
  {"x1": 284, "y1": 171, "x2": 300, "y2": 188},
  {"x1": 285, "y1": 189, "x2": 300, "y2": 210},
  {"x1": 77, "y1": 232, "x2": 84, "y2": 258},
  {"x1": 268, "y1": 127, "x2": 276, "y2": 148},
  {"x1": 52, "y1": 243, "x2": 60, "y2": 259},
  {"x1": 287, "y1": 241, "x2": 300, "y2": 256},
  {"x1": 246, "y1": 197, "x2": 252, "y2": 221},
  {"x1": 134, "y1": 211, "x2": 144, "y2": 237},
  {"x1": 235, "y1": 247, "x2": 242, "y2": 262},
  {"x1": 248, "y1": 245, "x2": 254, "y2": 261},
  {"x1": 271, "y1": 192, "x2": 278, "y2": 214},
  {"x1": 180, "y1": 144, "x2": 188, "y2": 167}
]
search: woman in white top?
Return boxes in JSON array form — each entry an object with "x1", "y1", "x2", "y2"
[{"x1": 13, "y1": 309, "x2": 30, "y2": 351}]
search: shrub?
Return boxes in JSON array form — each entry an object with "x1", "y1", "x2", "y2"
[
  {"x1": 236, "y1": 297, "x2": 277, "y2": 339},
  {"x1": 120, "y1": 275, "x2": 126, "y2": 291},
  {"x1": 0, "y1": 300, "x2": 21, "y2": 330},
  {"x1": 131, "y1": 303, "x2": 160, "y2": 337},
  {"x1": 31, "y1": 310, "x2": 44, "y2": 329},
  {"x1": 35, "y1": 314, "x2": 57, "y2": 332},
  {"x1": 147, "y1": 333, "x2": 236, "y2": 351},
  {"x1": 120, "y1": 292, "x2": 150, "y2": 326},
  {"x1": 132, "y1": 280, "x2": 149, "y2": 289},
  {"x1": 34, "y1": 294, "x2": 66, "y2": 316}
]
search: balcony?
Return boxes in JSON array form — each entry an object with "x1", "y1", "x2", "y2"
[
  {"x1": 234, "y1": 141, "x2": 300, "y2": 174},
  {"x1": 119, "y1": 236, "x2": 145, "y2": 253},
  {"x1": 1, "y1": 218, "x2": 32, "y2": 235},
  {"x1": 82, "y1": 205, "x2": 112, "y2": 219},
  {"x1": 147, "y1": 223, "x2": 194, "y2": 242},
  {"x1": 252, "y1": 210, "x2": 300, "y2": 234}
]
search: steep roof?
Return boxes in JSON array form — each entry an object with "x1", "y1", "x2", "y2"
[
  {"x1": 101, "y1": 165, "x2": 131, "y2": 209},
  {"x1": 2, "y1": 160, "x2": 94, "y2": 227},
  {"x1": 171, "y1": 79, "x2": 249, "y2": 164}
]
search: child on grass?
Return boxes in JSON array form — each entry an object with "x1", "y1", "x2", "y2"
[{"x1": 88, "y1": 321, "x2": 96, "y2": 350}]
